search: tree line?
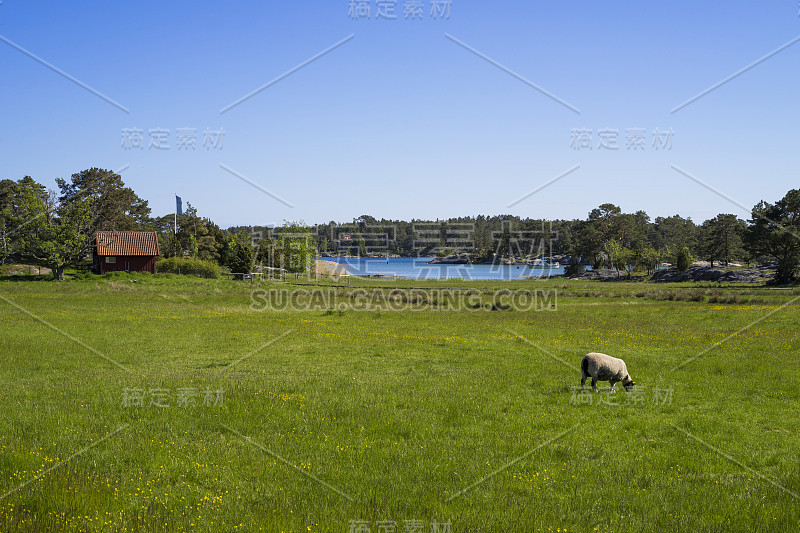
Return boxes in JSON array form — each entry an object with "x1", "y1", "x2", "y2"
[
  {"x1": 1, "y1": 168, "x2": 798, "y2": 282},
  {"x1": 282, "y1": 195, "x2": 799, "y2": 282},
  {"x1": 1, "y1": 169, "x2": 230, "y2": 279}
]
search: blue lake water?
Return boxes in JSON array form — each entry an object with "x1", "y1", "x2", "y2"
[{"x1": 319, "y1": 257, "x2": 566, "y2": 280}]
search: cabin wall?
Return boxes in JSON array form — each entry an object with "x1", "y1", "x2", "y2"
[{"x1": 95, "y1": 255, "x2": 157, "y2": 274}]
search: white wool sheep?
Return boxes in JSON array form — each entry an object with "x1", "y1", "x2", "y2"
[{"x1": 581, "y1": 352, "x2": 635, "y2": 393}]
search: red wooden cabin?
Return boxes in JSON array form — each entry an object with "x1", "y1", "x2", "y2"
[{"x1": 93, "y1": 231, "x2": 160, "y2": 274}]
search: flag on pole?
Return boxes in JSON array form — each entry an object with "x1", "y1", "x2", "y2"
[{"x1": 176, "y1": 195, "x2": 183, "y2": 215}]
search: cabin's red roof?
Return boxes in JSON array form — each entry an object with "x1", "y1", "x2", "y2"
[{"x1": 95, "y1": 231, "x2": 160, "y2": 256}]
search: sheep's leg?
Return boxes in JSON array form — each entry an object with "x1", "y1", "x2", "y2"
[
  {"x1": 581, "y1": 374, "x2": 587, "y2": 392},
  {"x1": 591, "y1": 378, "x2": 598, "y2": 393},
  {"x1": 609, "y1": 381, "x2": 616, "y2": 393}
]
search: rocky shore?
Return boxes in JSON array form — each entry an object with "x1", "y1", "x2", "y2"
[
  {"x1": 567, "y1": 265, "x2": 775, "y2": 283},
  {"x1": 427, "y1": 253, "x2": 472, "y2": 264},
  {"x1": 650, "y1": 265, "x2": 774, "y2": 283}
]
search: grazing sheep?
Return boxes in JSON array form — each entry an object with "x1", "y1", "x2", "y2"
[{"x1": 581, "y1": 352, "x2": 635, "y2": 393}]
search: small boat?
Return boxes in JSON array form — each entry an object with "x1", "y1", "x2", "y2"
[{"x1": 530, "y1": 259, "x2": 560, "y2": 268}]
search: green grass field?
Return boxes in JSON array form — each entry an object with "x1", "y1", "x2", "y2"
[{"x1": 1, "y1": 273, "x2": 798, "y2": 532}]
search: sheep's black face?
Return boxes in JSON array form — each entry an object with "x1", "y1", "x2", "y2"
[{"x1": 624, "y1": 381, "x2": 635, "y2": 392}]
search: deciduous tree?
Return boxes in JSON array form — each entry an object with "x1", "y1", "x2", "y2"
[{"x1": 15, "y1": 185, "x2": 93, "y2": 280}]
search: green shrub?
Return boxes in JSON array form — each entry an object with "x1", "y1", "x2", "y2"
[
  {"x1": 156, "y1": 257, "x2": 221, "y2": 279},
  {"x1": 564, "y1": 262, "x2": 585, "y2": 277},
  {"x1": 676, "y1": 247, "x2": 693, "y2": 272}
]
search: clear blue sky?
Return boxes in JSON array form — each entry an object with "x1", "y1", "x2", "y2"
[{"x1": 1, "y1": 1, "x2": 798, "y2": 227}]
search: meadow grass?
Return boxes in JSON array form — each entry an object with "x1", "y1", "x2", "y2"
[{"x1": 0, "y1": 273, "x2": 798, "y2": 532}]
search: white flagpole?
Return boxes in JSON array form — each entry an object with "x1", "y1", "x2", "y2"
[{"x1": 174, "y1": 194, "x2": 177, "y2": 235}]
